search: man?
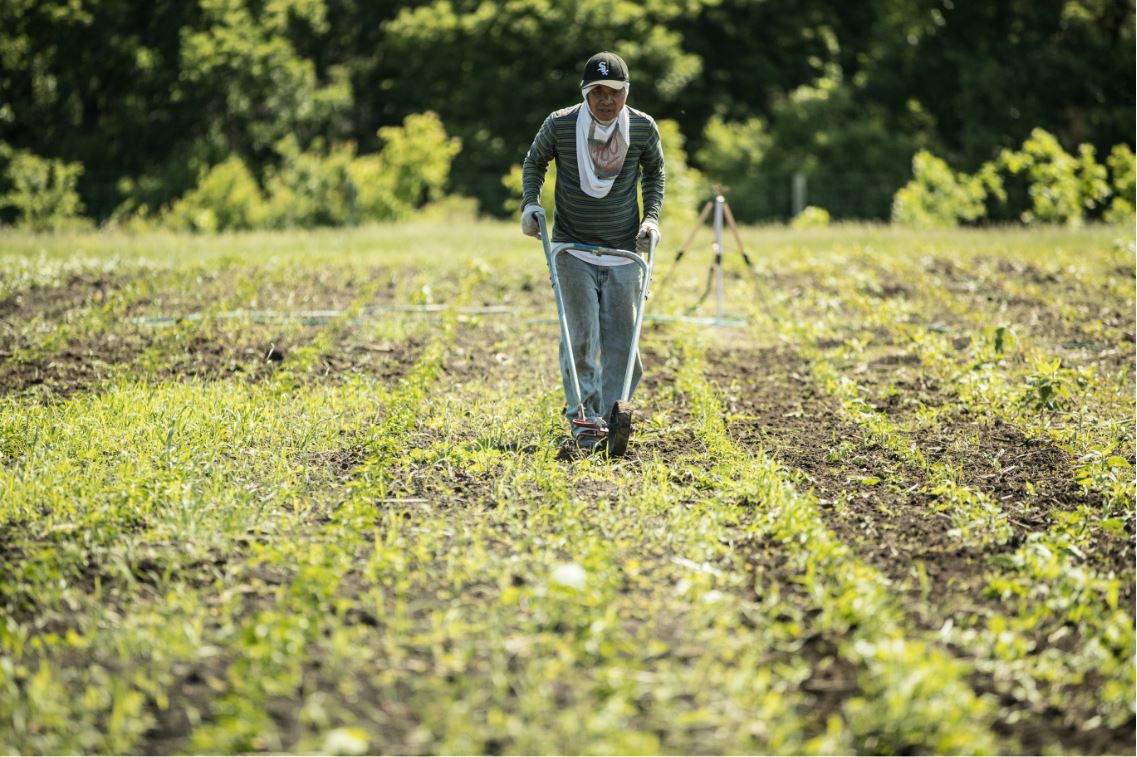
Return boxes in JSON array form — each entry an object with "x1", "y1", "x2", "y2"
[{"x1": 520, "y1": 51, "x2": 665, "y2": 450}]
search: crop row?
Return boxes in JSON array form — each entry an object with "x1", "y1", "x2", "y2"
[{"x1": 724, "y1": 238, "x2": 1134, "y2": 745}]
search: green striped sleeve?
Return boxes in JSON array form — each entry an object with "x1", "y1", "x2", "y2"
[{"x1": 521, "y1": 115, "x2": 556, "y2": 209}]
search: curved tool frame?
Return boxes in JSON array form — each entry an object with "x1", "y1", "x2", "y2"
[{"x1": 536, "y1": 211, "x2": 656, "y2": 420}]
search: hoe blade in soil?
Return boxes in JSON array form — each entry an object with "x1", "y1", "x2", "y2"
[{"x1": 606, "y1": 401, "x2": 633, "y2": 457}]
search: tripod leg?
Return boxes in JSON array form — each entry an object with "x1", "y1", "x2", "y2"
[
  {"x1": 722, "y1": 198, "x2": 780, "y2": 322},
  {"x1": 721, "y1": 200, "x2": 751, "y2": 267},
  {"x1": 686, "y1": 265, "x2": 717, "y2": 315},
  {"x1": 676, "y1": 200, "x2": 714, "y2": 255},
  {"x1": 656, "y1": 199, "x2": 714, "y2": 293}
]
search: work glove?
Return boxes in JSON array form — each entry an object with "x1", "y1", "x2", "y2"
[
  {"x1": 521, "y1": 203, "x2": 544, "y2": 239},
  {"x1": 636, "y1": 218, "x2": 660, "y2": 254}
]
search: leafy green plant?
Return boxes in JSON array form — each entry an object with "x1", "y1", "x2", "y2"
[
  {"x1": 263, "y1": 138, "x2": 355, "y2": 229},
  {"x1": 791, "y1": 206, "x2": 831, "y2": 229},
  {"x1": 1019, "y1": 358, "x2": 1080, "y2": 412},
  {"x1": 998, "y1": 128, "x2": 1111, "y2": 225},
  {"x1": 162, "y1": 155, "x2": 267, "y2": 232},
  {"x1": 1103, "y1": 144, "x2": 1136, "y2": 224},
  {"x1": 369, "y1": 112, "x2": 462, "y2": 213},
  {"x1": 891, "y1": 150, "x2": 1002, "y2": 227},
  {"x1": 1074, "y1": 450, "x2": 1135, "y2": 517},
  {"x1": 158, "y1": 112, "x2": 461, "y2": 231},
  {"x1": 0, "y1": 144, "x2": 89, "y2": 231}
]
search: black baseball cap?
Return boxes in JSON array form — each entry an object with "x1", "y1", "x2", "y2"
[{"x1": 581, "y1": 52, "x2": 630, "y2": 90}]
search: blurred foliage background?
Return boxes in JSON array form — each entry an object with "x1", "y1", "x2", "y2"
[{"x1": 0, "y1": 0, "x2": 1133, "y2": 229}]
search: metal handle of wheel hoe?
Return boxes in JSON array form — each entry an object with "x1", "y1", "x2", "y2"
[{"x1": 535, "y1": 209, "x2": 655, "y2": 418}]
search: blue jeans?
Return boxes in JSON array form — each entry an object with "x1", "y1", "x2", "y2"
[{"x1": 555, "y1": 253, "x2": 643, "y2": 429}]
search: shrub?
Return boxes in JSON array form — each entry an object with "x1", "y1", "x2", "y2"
[
  {"x1": 162, "y1": 155, "x2": 267, "y2": 232},
  {"x1": 0, "y1": 144, "x2": 90, "y2": 231},
  {"x1": 374, "y1": 112, "x2": 462, "y2": 210},
  {"x1": 998, "y1": 128, "x2": 1110, "y2": 226},
  {"x1": 263, "y1": 138, "x2": 354, "y2": 228},
  {"x1": 266, "y1": 112, "x2": 460, "y2": 227},
  {"x1": 892, "y1": 130, "x2": 1130, "y2": 227},
  {"x1": 791, "y1": 206, "x2": 831, "y2": 229},
  {"x1": 158, "y1": 112, "x2": 461, "y2": 231},
  {"x1": 345, "y1": 154, "x2": 406, "y2": 223},
  {"x1": 1104, "y1": 144, "x2": 1135, "y2": 224},
  {"x1": 891, "y1": 151, "x2": 1001, "y2": 227},
  {"x1": 349, "y1": 113, "x2": 462, "y2": 224}
]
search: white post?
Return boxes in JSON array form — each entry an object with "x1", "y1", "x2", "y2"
[{"x1": 713, "y1": 193, "x2": 725, "y2": 321}]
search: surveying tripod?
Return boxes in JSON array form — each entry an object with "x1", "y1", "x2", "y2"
[{"x1": 657, "y1": 188, "x2": 774, "y2": 322}]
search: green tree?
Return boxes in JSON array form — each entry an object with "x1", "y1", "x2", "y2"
[
  {"x1": 0, "y1": 0, "x2": 202, "y2": 218},
  {"x1": 162, "y1": 154, "x2": 267, "y2": 232},
  {"x1": 859, "y1": 1, "x2": 1134, "y2": 169},
  {"x1": 159, "y1": 111, "x2": 461, "y2": 231},
  {"x1": 0, "y1": 0, "x2": 357, "y2": 220},
  {"x1": 378, "y1": 0, "x2": 706, "y2": 215},
  {"x1": 1, "y1": 0, "x2": 1132, "y2": 224},
  {"x1": 178, "y1": 0, "x2": 353, "y2": 156}
]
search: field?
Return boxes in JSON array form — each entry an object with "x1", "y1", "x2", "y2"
[{"x1": 0, "y1": 219, "x2": 1134, "y2": 754}]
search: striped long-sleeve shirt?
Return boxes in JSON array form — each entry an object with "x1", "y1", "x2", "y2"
[{"x1": 522, "y1": 104, "x2": 665, "y2": 252}]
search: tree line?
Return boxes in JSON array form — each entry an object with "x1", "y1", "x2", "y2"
[{"x1": 1, "y1": 0, "x2": 1133, "y2": 227}]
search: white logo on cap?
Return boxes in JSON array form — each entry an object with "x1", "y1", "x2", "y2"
[{"x1": 598, "y1": 61, "x2": 609, "y2": 76}]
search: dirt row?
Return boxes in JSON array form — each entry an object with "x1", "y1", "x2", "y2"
[
  {"x1": 703, "y1": 340, "x2": 1132, "y2": 754},
  {"x1": 872, "y1": 255, "x2": 1135, "y2": 368},
  {"x1": 0, "y1": 264, "x2": 555, "y2": 401},
  {"x1": 0, "y1": 321, "x2": 434, "y2": 399}
]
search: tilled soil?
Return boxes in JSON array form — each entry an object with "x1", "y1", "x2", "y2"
[
  {"x1": 902, "y1": 255, "x2": 1136, "y2": 368},
  {"x1": 5, "y1": 263, "x2": 1133, "y2": 755},
  {"x1": 704, "y1": 340, "x2": 1133, "y2": 754},
  {"x1": 0, "y1": 270, "x2": 130, "y2": 324},
  {"x1": 0, "y1": 269, "x2": 433, "y2": 398}
]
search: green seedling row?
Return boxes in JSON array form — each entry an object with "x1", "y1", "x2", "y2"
[
  {"x1": 731, "y1": 235, "x2": 1134, "y2": 743},
  {"x1": 3, "y1": 267, "x2": 177, "y2": 367},
  {"x1": 0, "y1": 222, "x2": 1132, "y2": 754},
  {"x1": 673, "y1": 332, "x2": 1002, "y2": 754},
  {"x1": 798, "y1": 335, "x2": 1134, "y2": 734},
  {"x1": 769, "y1": 241, "x2": 1133, "y2": 519},
  {"x1": 850, "y1": 246, "x2": 1134, "y2": 513}
]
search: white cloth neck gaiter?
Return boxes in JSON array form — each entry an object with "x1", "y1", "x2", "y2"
[{"x1": 576, "y1": 86, "x2": 630, "y2": 198}]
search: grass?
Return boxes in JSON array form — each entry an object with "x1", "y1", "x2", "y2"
[{"x1": 0, "y1": 219, "x2": 1133, "y2": 754}]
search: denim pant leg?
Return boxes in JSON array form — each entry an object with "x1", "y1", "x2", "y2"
[
  {"x1": 555, "y1": 254, "x2": 603, "y2": 424},
  {"x1": 599, "y1": 261, "x2": 643, "y2": 415}
]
